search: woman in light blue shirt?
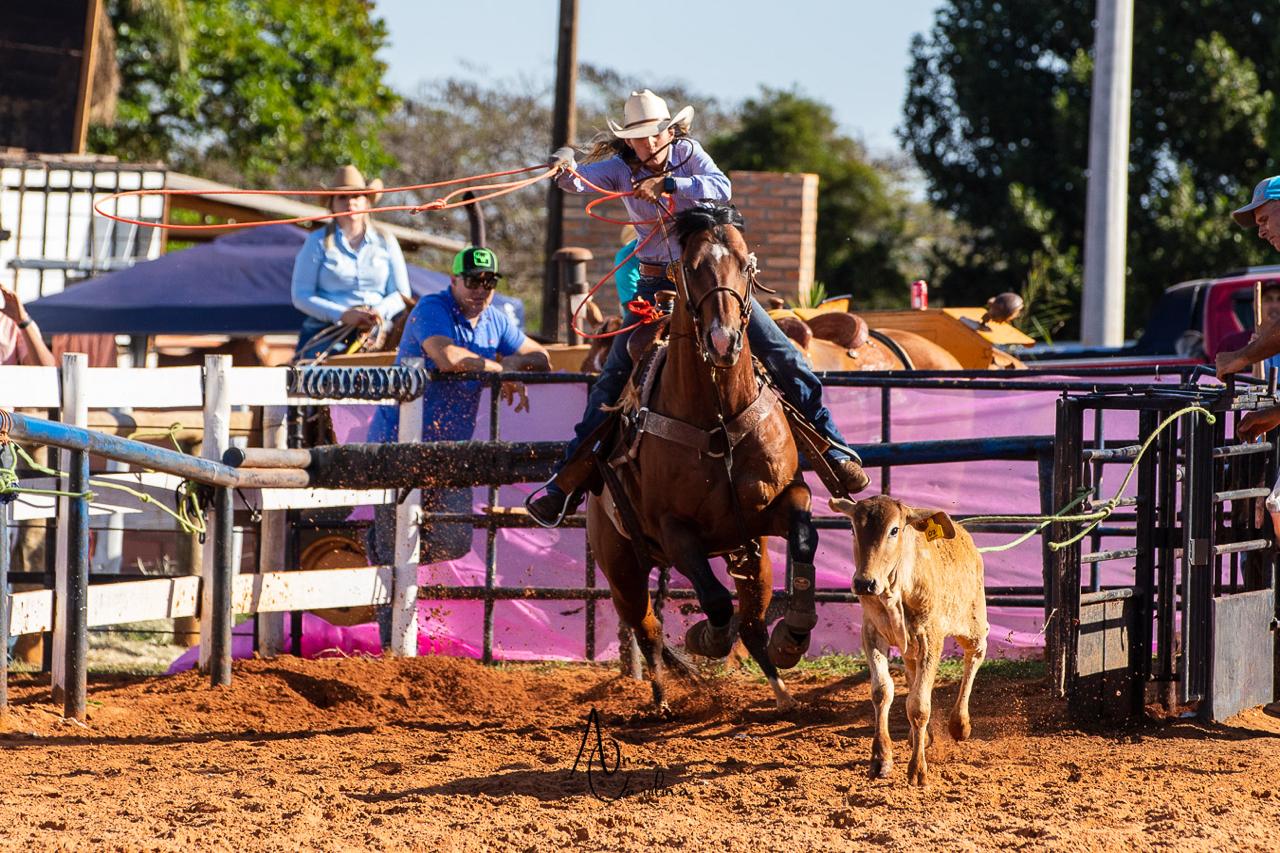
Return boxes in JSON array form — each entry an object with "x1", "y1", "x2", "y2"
[{"x1": 291, "y1": 165, "x2": 411, "y2": 360}]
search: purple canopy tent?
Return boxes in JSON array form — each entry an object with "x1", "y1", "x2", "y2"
[{"x1": 25, "y1": 224, "x2": 524, "y2": 335}]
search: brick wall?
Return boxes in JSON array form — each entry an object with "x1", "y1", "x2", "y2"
[{"x1": 560, "y1": 170, "x2": 819, "y2": 318}]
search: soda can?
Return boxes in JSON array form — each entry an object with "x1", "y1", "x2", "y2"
[{"x1": 911, "y1": 279, "x2": 929, "y2": 310}]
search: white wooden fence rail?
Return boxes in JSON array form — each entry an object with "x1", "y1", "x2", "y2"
[{"x1": 1, "y1": 356, "x2": 423, "y2": 684}]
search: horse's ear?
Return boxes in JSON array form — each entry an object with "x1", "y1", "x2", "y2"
[{"x1": 828, "y1": 497, "x2": 857, "y2": 516}]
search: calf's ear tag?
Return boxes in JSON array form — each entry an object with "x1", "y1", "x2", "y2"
[{"x1": 925, "y1": 518, "x2": 943, "y2": 542}]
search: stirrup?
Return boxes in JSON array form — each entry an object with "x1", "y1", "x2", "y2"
[
  {"x1": 827, "y1": 439, "x2": 864, "y2": 466},
  {"x1": 525, "y1": 480, "x2": 573, "y2": 529}
]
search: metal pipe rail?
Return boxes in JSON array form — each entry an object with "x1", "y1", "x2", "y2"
[
  {"x1": 416, "y1": 584, "x2": 1048, "y2": 609},
  {"x1": 420, "y1": 368, "x2": 1232, "y2": 396},
  {"x1": 222, "y1": 447, "x2": 312, "y2": 469},
  {"x1": 1213, "y1": 538, "x2": 1273, "y2": 556},
  {"x1": 1213, "y1": 441, "x2": 1274, "y2": 459},
  {"x1": 2, "y1": 409, "x2": 304, "y2": 489},
  {"x1": 1213, "y1": 487, "x2": 1272, "y2": 503},
  {"x1": 1081, "y1": 548, "x2": 1139, "y2": 564}
]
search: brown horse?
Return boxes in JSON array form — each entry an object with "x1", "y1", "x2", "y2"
[{"x1": 588, "y1": 204, "x2": 820, "y2": 713}]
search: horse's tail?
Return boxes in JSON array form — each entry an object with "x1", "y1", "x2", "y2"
[{"x1": 661, "y1": 645, "x2": 703, "y2": 684}]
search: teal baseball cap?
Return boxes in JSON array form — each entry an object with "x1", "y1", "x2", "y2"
[
  {"x1": 1232, "y1": 176, "x2": 1280, "y2": 227},
  {"x1": 452, "y1": 246, "x2": 504, "y2": 278}
]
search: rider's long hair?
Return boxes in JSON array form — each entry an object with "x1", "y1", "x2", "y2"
[{"x1": 579, "y1": 118, "x2": 693, "y2": 176}]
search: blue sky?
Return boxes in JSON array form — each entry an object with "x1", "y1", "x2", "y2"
[{"x1": 373, "y1": 0, "x2": 944, "y2": 155}]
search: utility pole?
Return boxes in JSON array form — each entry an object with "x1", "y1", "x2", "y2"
[
  {"x1": 541, "y1": 0, "x2": 579, "y2": 342},
  {"x1": 1080, "y1": 0, "x2": 1134, "y2": 347}
]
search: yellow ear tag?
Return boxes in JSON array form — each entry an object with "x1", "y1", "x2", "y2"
[{"x1": 924, "y1": 518, "x2": 943, "y2": 542}]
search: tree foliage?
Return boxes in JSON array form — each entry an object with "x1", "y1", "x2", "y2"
[
  {"x1": 903, "y1": 0, "x2": 1278, "y2": 338},
  {"x1": 709, "y1": 90, "x2": 917, "y2": 306},
  {"x1": 376, "y1": 65, "x2": 738, "y2": 318},
  {"x1": 89, "y1": 0, "x2": 398, "y2": 185}
]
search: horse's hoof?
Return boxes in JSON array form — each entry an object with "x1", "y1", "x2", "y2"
[
  {"x1": 767, "y1": 621, "x2": 812, "y2": 669},
  {"x1": 685, "y1": 618, "x2": 735, "y2": 659},
  {"x1": 869, "y1": 758, "x2": 893, "y2": 779},
  {"x1": 776, "y1": 695, "x2": 798, "y2": 713}
]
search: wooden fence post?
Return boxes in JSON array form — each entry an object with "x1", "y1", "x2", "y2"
[
  {"x1": 391, "y1": 358, "x2": 423, "y2": 656},
  {"x1": 256, "y1": 405, "x2": 288, "y2": 657},
  {"x1": 51, "y1": 352, "x2": 87, "y2": 705},
  {"x1": 199, "y1": 355, "x2": 231, "y2": 674}
]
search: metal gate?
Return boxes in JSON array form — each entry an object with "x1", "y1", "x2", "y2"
[{"x1": 1052, "y1": 381, "x2": 1279, "y2": 724}]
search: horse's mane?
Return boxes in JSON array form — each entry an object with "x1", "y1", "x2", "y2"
[{"x1": 673, "y1": 203, "x2": 745, "y2": 250}]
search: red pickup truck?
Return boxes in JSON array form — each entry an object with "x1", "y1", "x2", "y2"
[{"x1": 1016, "y1": 266, "x2": 1280, "y2": 367}]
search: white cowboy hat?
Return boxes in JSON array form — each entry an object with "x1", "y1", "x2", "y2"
[{"x1": 607, "y1": 90, "x2": 695, "y2": 139}]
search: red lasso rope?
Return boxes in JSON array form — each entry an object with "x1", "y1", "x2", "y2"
[
  {"x1": 563, "y1": 164, "x2": 677, "y2": 341},
  {"x1": 90, "y1": 164, "x2": 555, "y2": 232},
  {"x1": 87, "y1": 156, "x2": 673, "y2": 342}
]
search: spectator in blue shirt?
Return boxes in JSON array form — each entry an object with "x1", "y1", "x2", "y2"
[
  {"x1": 367, "y1": 246, "x2": 550, "y2": 444},
  {"x1": 526, "y1": 89, "x2": 869, "y2": 528},
  {"x1": 291, "y1": 166, "x2": 411, "y2": 361},
  {"x1": 365, "y1": 248, "x2": 549, "y2": 632}
]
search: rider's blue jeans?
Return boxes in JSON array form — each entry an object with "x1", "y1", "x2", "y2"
[{"x1": 555, "y1": 275, "x2": 852, "y2": 479}]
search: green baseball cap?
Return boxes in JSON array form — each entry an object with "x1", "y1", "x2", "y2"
[{"x1": 452, "y1": 246, "x2": 504, "y2": 278}]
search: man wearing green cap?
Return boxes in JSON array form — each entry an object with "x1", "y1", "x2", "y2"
[
  {"x1": 368, "y1": 246, "x2": 549, "y2": 448},
  {"x1": 364, "y1": 247, "x2": 548, "y2": 626},
  {"x1": 1216, "y1": 176, "x2": 1280, "y2": 380}
]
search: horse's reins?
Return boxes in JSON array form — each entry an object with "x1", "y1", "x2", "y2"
[{"x1": 656, "y1": 209, "x2": 761, "y2": 554}]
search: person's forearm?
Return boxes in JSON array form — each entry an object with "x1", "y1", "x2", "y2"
[
  {"x1": 373, "y1": 291, "x2": 405, "y2": 321},
  {"x1": 20, "y1": 319, "x2": 56, "y2": 367},
  {"x1": 502, "y1": 351, "x2": 551, "y2": 371},
  {"x1": 447, "y1": 356, "x2": 502, "y2": 372},
  {"x1": 439, "y1": 352, "x2": 502, "y2": 373},
  {"x1": 557, "y1": 159, "x2": 618, "y2": 195},
  {"x1": 671, "y1": 172, "x2": 731, "y2": 201},
  {"x1": 1235, "y1": 319, "x2": 1280, "y2": 365}
]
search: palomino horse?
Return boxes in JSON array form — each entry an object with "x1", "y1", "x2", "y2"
[{"x1": 588, "y1": 204, "x2": 820, "y2": 713}]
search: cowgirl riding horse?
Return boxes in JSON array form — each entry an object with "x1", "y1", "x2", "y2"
[{"x1": 527, "y1": 89, "x2": 870, "y2": 530}]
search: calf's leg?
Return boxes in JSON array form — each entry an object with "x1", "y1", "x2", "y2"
[
  {"x1": 864, "y1": 622, "x2": 894, "y2": 779},
  {"x1": 906, "y1": 634, "x2": 942, "y2": 787},
  {"x1": 949, "y1": 633, "x2": 987, "y2": 741}
]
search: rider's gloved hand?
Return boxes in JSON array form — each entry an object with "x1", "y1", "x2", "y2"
[{"x1": 549, "y1": 146, "x2": 577, "y2": 174}]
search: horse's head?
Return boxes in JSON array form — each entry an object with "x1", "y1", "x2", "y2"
[{"x1": 675, "y1": 204, "x2": 754, "y2": 369}]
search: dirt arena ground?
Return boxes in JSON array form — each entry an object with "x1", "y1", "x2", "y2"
[{"x1": 1, "y1": 654, "x2": 1278, "y2": 851}]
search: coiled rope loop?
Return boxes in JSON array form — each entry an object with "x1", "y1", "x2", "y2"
[
  {"x1": 970, "y1": 405, "x2": 1216, "y2": 554},
  {"x1": 287, "y1": 366, "x2": 431, "y2": 402}
]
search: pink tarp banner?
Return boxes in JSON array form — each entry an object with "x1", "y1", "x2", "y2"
[{"x1": 176, "y1": 373, "x2": 1196, "y2": 671}]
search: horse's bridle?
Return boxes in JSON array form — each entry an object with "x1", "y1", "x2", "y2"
[{"x1": 669, "y1": 248, "x2": 773, "y2": 366}]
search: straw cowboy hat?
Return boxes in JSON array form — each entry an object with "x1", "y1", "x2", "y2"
[
  {"x1": 326, "y1": 164, "x2": 383, "y2": 204},
  {"x1": 607, "y1": 90, "x2": 695, "y2": 139}
]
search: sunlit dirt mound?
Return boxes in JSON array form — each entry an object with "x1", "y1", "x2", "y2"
[{"x1": 1, "y1": 655, "x2": 1278, "y2": 850}]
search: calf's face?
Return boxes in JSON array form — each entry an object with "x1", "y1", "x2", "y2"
[{"x1": 828, "y1": 497, "x2": 955, "y2": 597}]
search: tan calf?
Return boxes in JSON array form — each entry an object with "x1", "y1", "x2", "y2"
[{"x1": 828, "y1": 496, "x2": 988, "y2": 787}]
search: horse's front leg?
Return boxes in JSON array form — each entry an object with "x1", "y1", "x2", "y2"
[
  {"x1": 766, "y1": 481, "x2": 818, "y2": 668},
  {"x1": 732, "y1": 539, "x2": 796, "y2": 711},
  {"x1": 660, "y1": 518, "x2": 736, "y2": 659}
]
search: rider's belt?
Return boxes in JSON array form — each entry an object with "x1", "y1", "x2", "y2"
[{"x1": 638, "y1": 261, "x2": 674, "y2": 280}]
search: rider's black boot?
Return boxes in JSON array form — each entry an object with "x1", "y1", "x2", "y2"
[{"x1": 526, "y1": 485, "x2": 583, "y2": 529}]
